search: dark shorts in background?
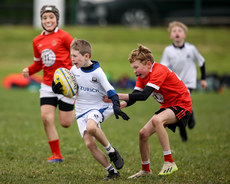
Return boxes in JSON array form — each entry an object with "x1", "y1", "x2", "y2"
[{"x1": 40, "y1": 97, "x2": 74, "y2": 111}]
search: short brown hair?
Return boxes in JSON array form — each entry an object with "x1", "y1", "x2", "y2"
[
  {"x1": 128, "y1": 44, "x2": 154, "y2": 64},
  {"x1": 70, "y1": 39, "x2": 92, "y2": 58},
  {"x1": 168, "y1": 21, "x2": 188, "y2": 33}
]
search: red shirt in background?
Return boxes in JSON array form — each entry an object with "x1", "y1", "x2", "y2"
[{"x1": 28, "y1": 27, "x2": 73, "y2": 86}]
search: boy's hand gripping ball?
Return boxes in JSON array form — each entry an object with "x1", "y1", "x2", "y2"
[{"x1": 53, "y1": 68, "x2": 77, "y2": 98}]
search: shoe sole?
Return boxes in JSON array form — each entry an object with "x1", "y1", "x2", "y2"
[
  {"x1": 128, "y1": 171, "x2": 152, "y2": 179},
  {"x1": 47, "y1": 159, "x2": 63, "y2": 163},
  {"x1": 104, "y1": 175, "x2": 120, "y2": 181},
  {"x1": 104, "y1": 173, "x2": 120, "y2": 181}
]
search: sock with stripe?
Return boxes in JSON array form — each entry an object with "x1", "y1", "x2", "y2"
[
  {"x1": 163, "y1": 150, "x2": 173, "y2": 163},
  {"x1": 141, "y1": 160, "x2": 151, "y2": 172},
  {"x1": 105, "y1": 164, "x2": 118, "y2": 173},
  {"x1": 105, "y1": 143, "x2": 115, "y2": 154}
]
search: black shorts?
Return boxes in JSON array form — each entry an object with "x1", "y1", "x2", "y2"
[
  {"x1": 155, "y1": 106, "x2": 191, "y2": 133},
  {"x1": 40, "y1": 97, "x2": 74, "y2": 111}
]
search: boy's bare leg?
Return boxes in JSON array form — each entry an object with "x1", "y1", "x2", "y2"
[
  {"x1": 86, "y1": 119, "x2": 109, "y2": 147},
  {"x1": 58, "y1": 109, "x2": 74, "y2": 128},
  {"x1": 83, "y1": 132, "x2": 110, "y2": 168},
  {"x1": 41, "y1": 105, "x2": 58, "y2": 141},
  {"x1": 128, "y1": 109, "x2": 178, "y2": 178},
  {"x1": 151, "y1": 109, "x2": 177, "y2": 151},
  {"x1": 86, "y1": 119, "x2": 124, "y2": 170},
  {"x1": 139, "y1": 121, "x2": 155, "y2": 162}
]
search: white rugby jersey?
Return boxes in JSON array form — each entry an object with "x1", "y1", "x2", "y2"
[
  {"x1": 160, "y1": 42, "x2": 205, "y2": 89},
  {"x1": 70, "y1": 60, "x2": 116, "y2": 118}
]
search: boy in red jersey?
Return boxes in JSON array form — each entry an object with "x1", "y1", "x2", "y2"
[
  {"x1": 22, "y1": 5, "x2": 75, "y2": 163},
  {"x1": 118, "y1": 45, "x2": 192, "y2": 178}
]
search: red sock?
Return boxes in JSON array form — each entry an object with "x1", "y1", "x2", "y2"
[
  {"x1": 142, "y1": 163, "x2": 151, "y2": 172},
  {"x1": 164, "y1": 154, "x2": 173, "y2": 163},
  {"x1": 48, "y1": 139, "x2": 62, "y2": 157}
]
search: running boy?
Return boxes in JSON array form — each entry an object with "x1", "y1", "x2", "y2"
[
  {"x1": 118, "y1": 45, "x2": 192, "y2": 178},
  {"x1": 160, "y1": 21, "x2": 207, "y2": 142},
  {"x1": 54, "y1": 39, "x2": 129, "y2": 180},
  {"x1": 22, "y1": 5, "x2": 75, "y2": 163}
]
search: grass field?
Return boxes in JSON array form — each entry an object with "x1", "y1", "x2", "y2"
[{"x1": 0, "y1": 26, "x2": 230, "y2": 184}]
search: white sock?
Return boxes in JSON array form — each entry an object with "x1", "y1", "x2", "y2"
[
  {"x1": 105, "y1": 164, "x2": 117, "y2": 173},
  {"x1": 141, "y1": 160, "x2": 150, "y2": 165},
  {"x1": 105, "y1": 143, "x2": 115, "y2": 154},
  {"x1": 163, "y1": 150, "x2": 171, "y2": 155}
]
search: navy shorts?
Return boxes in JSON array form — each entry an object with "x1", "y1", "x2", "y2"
[{"x1": 155, "y1": 106, "x2": 191, "y2": 132}]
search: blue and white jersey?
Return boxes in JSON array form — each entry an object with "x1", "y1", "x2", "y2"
[
  {"x1": 70, "y1": 60, "x2": 116, "y2": 118},
  {"x1": 160, "y1": 42, "x2": 205, "y2": 89}
]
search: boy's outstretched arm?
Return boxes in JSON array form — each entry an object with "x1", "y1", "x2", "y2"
[
  {"x1": 102, "y1": 95, "x2": 129, "y2": 109},
  {"x1": 110, "y1": 94, "x2": 130, "y2": 121},
  {"x1": 120, "y1": 101, "x2": 127, "y2": 109},
  {"x1": 118, "y1": 86, "x2": 154, "y2": 107},
  {"x1": 128, "y1": 86, "x2": 154, "y2": 101}
]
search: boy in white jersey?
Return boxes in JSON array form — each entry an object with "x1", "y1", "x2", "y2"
[
  {"x1": 53, "y1": 39, "x2": 129, "y2": 180},
  {"x1": 160, "y1": 21, "x2": 207, "y2": 142}
]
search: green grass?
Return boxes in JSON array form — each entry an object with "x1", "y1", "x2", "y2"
[
  {"x1": 0, "y1": 25, "x2": 230, "y2": 183},
  {"x1": 0, "y1": 26, "x2": 230, "y2": 79}
]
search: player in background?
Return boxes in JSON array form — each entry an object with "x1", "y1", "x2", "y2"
[
  {"x1": 53, "y1": 39, "x2": 130, "y2": 180},
  {"x1": 22, "y1": 5, "x2": 75, "y2": 163},
  {"x1": 160, "y1": 21, "x2": 207, "y2": 142},
  {"x1": 118, "y1": 45, "x2": 192, "y2": 178}
]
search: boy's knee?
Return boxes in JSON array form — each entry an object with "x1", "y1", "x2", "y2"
[
  {"x1": 139, "y1": 128, "x2": 148, "y2": 141},
  {"x1": 41, "y1": 113, "x2": 52, "y2": 126},
  {"x1": 86, "y1": 125, "x2": 96, "y2": 136},
  {"x1": 41, "y1": 114, "x2": 47, "y2": 123},
  {"x1": 86, "y1": 120, "x2": 98, "y2": 136},
  {"x1": 151, "y1": 116, "x2": 161, "y2": 128},
  {"x1": 59, "y1": 116, "x2": 74, "y2": 128},
  {"x1": 85, "y1": 140, "x2": 96, "y2": 150},
  {"x1": 60, "y1": 120, "x2": 73, "y2": 128}
]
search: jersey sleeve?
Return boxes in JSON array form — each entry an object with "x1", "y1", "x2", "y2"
[
  {"x1": 97, "y1": 68, "x2": 117, "y2": 98},
  {"x1": 62, "y1": 31, "x2": 73, "y2": 50},
  {"x1": 28, "y1": 62, "x2": 42, "y2": 75},
  {"x1": 28, "y1": 39, "x2": 43, "y2": 75},
  {"x1": 160, "y1": 47, "x2": 170, "y2": 68},
  {"x1": 193, "y1": 45, "x2": 205, "y2": 67},
  {"x1": 129, "y1": 86, "x2": 155, "y2": 102},
  {"x1": 134, "y1": 77, "x2": 145, "y2": 91},
  {"x1": 200, "y1": 63, "x2": 206, "y2": 80}
]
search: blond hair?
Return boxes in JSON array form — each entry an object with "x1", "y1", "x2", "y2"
[
  {"x1": 168, "y1": 21, "x2": 188, "y2": 33},
  {"x1": 70, "y1": 39, "x2": 92, "y2": 58},
  {"x1": 128, "y1": 44, "x2": 154, "y2": 64}
]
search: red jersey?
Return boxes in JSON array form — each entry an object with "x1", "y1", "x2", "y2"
[
  {"x1": 135, "y1": 63, "x2": 192, "y2": 113},
  {"x1": 28, "y1": 27, "x2": 73, "y2": 86}
]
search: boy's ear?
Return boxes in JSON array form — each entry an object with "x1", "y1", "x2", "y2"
[
  {"x1": 84, "y1": 53, "x2": 90, "y2": 59},
  {"x1": 184, "y1": 33, "x2": 187, "y2": 38},
  {"x1": 147, "y1": 60, "x2": 152, "y2": 67}
]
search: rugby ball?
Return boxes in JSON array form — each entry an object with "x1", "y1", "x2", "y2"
[{"x1": 54, "y1": 68, "x2": 77, "y2": 98}]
